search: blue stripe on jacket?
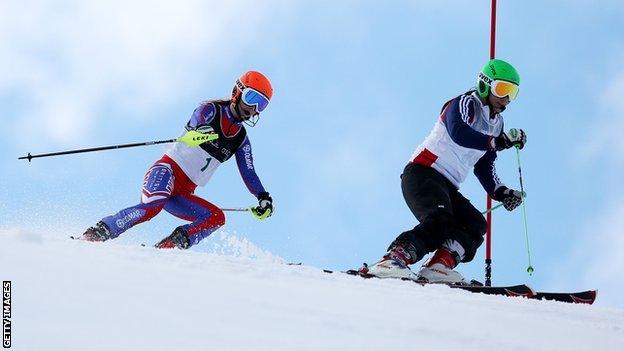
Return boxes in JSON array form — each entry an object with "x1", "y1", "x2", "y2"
[
  {"x1": 235, "y1": 136, "x2": 266, "y2": 197},
  {"x1": 444, "y1": 94, "x2": 501, "y2": 194},
  {"x1": 444, "y1": 95, "x2": 493, "y2": 151}
]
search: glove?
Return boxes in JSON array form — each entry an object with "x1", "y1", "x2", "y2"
[
  {"x1": 251, "y1": 192, "x2": 273, "y2": 220},
  {"x1": 492, "y1": 186, "x2": 524, "y2": 211},
  {"x1": 494, "y1": 128, "x2": 527, "y2": 151}
]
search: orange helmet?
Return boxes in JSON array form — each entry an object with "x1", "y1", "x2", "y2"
[{"x1": 232, "y1": 71, "x2": 273, "y2": 103}]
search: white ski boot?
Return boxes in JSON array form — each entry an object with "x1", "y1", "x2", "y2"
[
  {"x1": 416, "y1": 248, "x2": 466, "y2": 284},
  {"x1": 417, "y1": 263, "x2": 466, "y2": 284},
  {"x1": 364, "y1": 258, "x2": 419, "y2": 280},
  {"x1": 362, "y1": 245, "x2": 419, "y2": 281}
]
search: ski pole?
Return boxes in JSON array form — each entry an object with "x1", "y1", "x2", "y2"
[
  {"x1": 221, "y1": 207, "x2": 251, "y2": 212},
  {"x1": 18, "y1": 130, "x2": 217, "y2": 162},
  {"x1": 516, "y1": 147, "x2": 534, "y2": 275},
  {"x1": 222, "y1": 206, "x2": 271, "y2": 221},
  {"x1": 481, "y1": 203, "x2": 503, "y2": 215}
]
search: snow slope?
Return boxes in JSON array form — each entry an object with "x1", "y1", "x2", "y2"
[{"x1": 1, "y1": 229, "x2": 623, "y2": 351}]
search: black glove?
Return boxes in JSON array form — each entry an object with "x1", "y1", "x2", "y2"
[
  {"x1": 494, "y1": 128, "x2": 527, "y2": 151},
  {"x1": 252, "y1": 192, "x2": 273, "y2": 219},
  {"x1": 492, "y1": 186, "x2": 524, "y2": 211}
]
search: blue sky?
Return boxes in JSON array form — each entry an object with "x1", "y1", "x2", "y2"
[{"x1": 2, "y1": 1, "x2": 623, "y2": 308}]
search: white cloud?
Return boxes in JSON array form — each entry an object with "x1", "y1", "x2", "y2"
[{"x1": 0, "y1": 0, "x2": 281, "y2": 146}]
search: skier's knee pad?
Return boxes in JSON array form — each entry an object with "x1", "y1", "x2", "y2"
[{"x1": 141, "y1": 163, "x2": 174, "y2": 204}]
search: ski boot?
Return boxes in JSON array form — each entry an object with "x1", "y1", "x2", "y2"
[
  {"x1": 155, "y1": 227, "x2": 190, "y2": 249},
  {"x1": 416, "y1": 248, "x2": 466, "y2": 284},
  {"x1": 80, "y1": 221, "x2": 112, "y2": 242},
  {"x1": 362, "y1": 243, "x2": 419, "y2": 280}
]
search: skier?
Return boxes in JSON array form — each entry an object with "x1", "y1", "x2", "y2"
[
  {"x1": 79, "y1": 71, "x2": 274, "y2": 249},
  {"x1": 363, "y1": 59, "x2": 527, "y2": 283}
]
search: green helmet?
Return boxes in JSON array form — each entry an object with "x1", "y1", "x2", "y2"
[{"x1": 476, "y1": 59, "x2": 520, "y2": 99}]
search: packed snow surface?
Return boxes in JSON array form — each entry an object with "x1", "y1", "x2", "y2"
[{"x1": 1, "y1": 229, "x2": 623, "y2": 351}]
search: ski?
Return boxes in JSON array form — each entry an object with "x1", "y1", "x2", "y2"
[
  {"x1": 336, "y1": 269, "x2": 596, "y2": 303},
  {"x1": 448, "y1": 283, "x2": 535, "y2": 297},
  {"x1": 320, "y1": 269, "x2": 535, "y2": 298},
  {"x1": 531, "y1": 290, "x2": 597, "y2": 305}
]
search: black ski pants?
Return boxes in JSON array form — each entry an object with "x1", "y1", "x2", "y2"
[{"x1": 391, "y1": 163, "x2": 487, "y2": 263}]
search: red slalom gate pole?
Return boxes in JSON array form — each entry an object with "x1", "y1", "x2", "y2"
[
  {"x1": 490, "y1": 0, "x2": 497, "y2": 59},
  {"x1": 485, "y1": 0, "x2": 497, "y2": 287}
]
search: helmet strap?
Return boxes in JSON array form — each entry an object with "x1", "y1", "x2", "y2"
[
  {"x1": 235, "y1": 79, "x2": 246, "y2": 91},
  {"x1": 477, "y1": 77, "x2": 500, "y2": 115},
  {"x1": 483, "y1": 93, "x2": 506, "y2": 117},
  {"x1": 230, "y1": 98, "x2": 260, "y2": 127},
  {"x1": 229, "y1": 100, "x2": 243, "y2": 121}
]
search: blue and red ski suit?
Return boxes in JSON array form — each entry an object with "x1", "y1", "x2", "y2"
[{"x1": 100, "y1": 100, "x2": 267, "y2": 246}]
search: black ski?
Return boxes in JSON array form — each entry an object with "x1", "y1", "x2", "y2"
[
  {"x1": 531, "y1": 290, "x2": 597, "y2": 305},
  {"x1": 322, "y1": 269, "x2": 536, "y2": 298},
  {"x1": 449, "y1": 283, "x2": 535, "y2": 297},
  {"x1": 337, "y1": 269, "x2": 597, "y2": 303}
]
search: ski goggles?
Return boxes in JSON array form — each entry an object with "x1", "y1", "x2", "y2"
[
  {"x1": 479, "y1": 73, "x2": 519, "y2": 100},
  {"x1": 490, "y1": 80, "x2": 519, "y2": 100},
  {"x1": 241, "y1": 87, "x2": 270, "y2": 112}
]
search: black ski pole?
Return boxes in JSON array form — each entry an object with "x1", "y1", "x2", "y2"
[
  {"x1": 18, "y1": 139, "x2": 176, "y2": 162},
  {"x1": 18, "y1": 130, "x2": 217, "y2": 162}
]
